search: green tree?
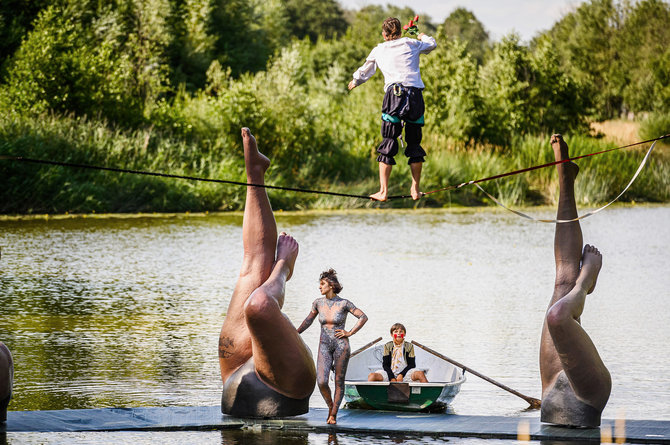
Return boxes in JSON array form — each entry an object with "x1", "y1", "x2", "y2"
[
  {"x1": 210, "y1": 0, "x2": 277, "y2": 75},
  {"x1": 441, "y1": 7, "x2": 490, "y2": 65},
  {"x1": 119, "y1": 0, "x2": 173, "y2": 110},
  {"x1": 617, "y1": 0, "x2": 670, "y2": 113},
  {"x1": 169, "y1": 0, "x2": 292, "y2": 87},
  {"x1": 478, "y1": 35, "x2": 533, "y2": 145},
  {"x1": 281, "y1": 0, "x2": 347, "y2": 42},
  {"x1": 0, "y1": 0, "x2": 51, "y2": 70},
  {"x1": 421, "y1": 35, "x2": 483, "y2": 143},
  {"x1": 169, "y1": 0, "x2": 218, "y2": 90},
  {"x1": 527, "y1": 36, "x2": 589, "y2": 134},
  {"x1": 478, "y1": 34, "x2": 589, "y2": 145},
  {"x1": 0, "y1": 3, "x2": 143, "y2": 124},
  {"x1": 542, "y1": 0, "x2": 622, "y2": 119}
]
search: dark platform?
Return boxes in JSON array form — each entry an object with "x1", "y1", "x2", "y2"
[{"x1": 3, "y1": 406, "x2": 669, "y2": 443}]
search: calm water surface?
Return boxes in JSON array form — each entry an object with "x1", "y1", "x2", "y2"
[{"x1": 1, "y1": 206, "x2": 668, "y2": 443}]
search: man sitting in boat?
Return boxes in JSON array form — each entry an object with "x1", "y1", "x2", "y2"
[{"x1": 367, "y1": 323, "x2": 428, "y2": 383}]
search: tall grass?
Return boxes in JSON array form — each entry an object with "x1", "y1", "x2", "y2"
[
  {"x1": 0, "y1": 111, "x2": 241, "y2": 213},
  {"x1": 421, "y1": 133, "x2": 669, "y2": 208},
  {"x1": 2, "y1": 110, "x2": 668, "y2": 214}
]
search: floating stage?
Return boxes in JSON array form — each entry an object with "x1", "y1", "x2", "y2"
[{"x1": 3, "y1": 406, "x2": 670, "y2": 443}]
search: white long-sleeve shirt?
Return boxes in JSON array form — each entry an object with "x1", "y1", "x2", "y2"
[{"x1": 352, "y1": 35, "x2": 437, "y2": 92}]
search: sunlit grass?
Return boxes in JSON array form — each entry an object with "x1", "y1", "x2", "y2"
[{"x1": 1, "y1": 111, "x2": 668, "y2": 214}]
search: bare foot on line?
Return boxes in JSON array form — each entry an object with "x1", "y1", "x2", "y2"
[
  {"x1": 242, "y1": 127, "x2": 270, "y2": 179},
  {"x1": 577, "y1": 244, "x2": 602, "y2": 294},
  {"x1": 327, "y1": 414, "x2": 337, "y2": 424},
  {"x1": 276, "y1": 232, "x2": 299, "y2": 281},
  {"x1": 370, "y1": 191, "x2": 388, "y2": 201},
  {"x1": 551, "y1": 133, "x2": 579, "y2": 179},
  {"x1": 410, "y1": 186, "x2": 422, "y2": 200}
]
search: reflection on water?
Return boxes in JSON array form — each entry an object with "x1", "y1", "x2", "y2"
[
  {"x1": 1, "y1": 430, "x2": 616, "y2": 445},
  {"x1": 1, "y1": 206, "x2": 669, "y2": 433}
]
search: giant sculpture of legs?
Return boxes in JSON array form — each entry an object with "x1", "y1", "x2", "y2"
[
  {"x1": 539, "y1": 134, "x2": 611, "y2": 427},
  {"x1": 218, "y1": 129, "x2": 316, "y2": 416}
]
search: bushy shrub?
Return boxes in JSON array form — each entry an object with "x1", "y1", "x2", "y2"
[
  {"x1": 422, "y1": 36, "x2": 483, "y2": 144},
  {"x1": 0, "y1": 5, "x2": 143, "y2": 125},
  {"x1": 639, "y1": 112, "x2": 670, "y2": 142}
]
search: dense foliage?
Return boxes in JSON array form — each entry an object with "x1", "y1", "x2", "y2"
[{"x1": 0, "y1": 0, "x2": 668, "y2": 213}]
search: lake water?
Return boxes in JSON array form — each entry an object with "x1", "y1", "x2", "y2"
[{"x1": 1, "y1": 205, "x2": 668, "y2": 444}]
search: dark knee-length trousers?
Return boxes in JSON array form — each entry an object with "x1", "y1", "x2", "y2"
[{"x1": 376, "y1": 84, "x2": 426, "y2": 166}]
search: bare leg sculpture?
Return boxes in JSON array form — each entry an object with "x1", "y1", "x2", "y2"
[
  {"x1": 219, "y1": 128, "x2": 316, "y2": 417},
  {"x1": 539, "y1": 134, "x2": 611, "y2": 427}
]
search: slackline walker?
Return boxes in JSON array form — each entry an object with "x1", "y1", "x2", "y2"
[{"x1": 1, "y1": 134, "x2": 668, "y2": 223}]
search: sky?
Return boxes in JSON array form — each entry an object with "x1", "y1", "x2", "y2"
[{"x1": 338, "y1": 0, "x2": 583, "y2": 42}]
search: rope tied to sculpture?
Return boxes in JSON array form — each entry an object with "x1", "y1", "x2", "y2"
[{"x1": 1, "y1": 134, "x2": 668, "y2": 221}]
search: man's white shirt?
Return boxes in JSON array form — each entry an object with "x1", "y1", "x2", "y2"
[{"x1": 352, "y1": 35, "x2": 437, "y2": 92}]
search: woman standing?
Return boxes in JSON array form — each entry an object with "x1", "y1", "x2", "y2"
[{"x1": 297, "y1": 269, "x2": 368, "y2": 424}]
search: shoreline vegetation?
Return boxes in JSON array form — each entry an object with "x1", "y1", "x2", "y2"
[
  {"x1": 1, "y1": 111, "x2": 667, "y2": 214},
  {"x1": 1, "y1": 202, "x2": 668, "y2": 222},
  {"x1": 1, "y1": 1, "x2": 668, "y2": 214}
]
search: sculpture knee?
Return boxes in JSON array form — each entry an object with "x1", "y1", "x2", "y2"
[
  {"x1": 546, "y1": 299, "x2": 572, "y2": 331},
  {"x1": 243, "y1": 289, "x2": 279, "y2": 325}
]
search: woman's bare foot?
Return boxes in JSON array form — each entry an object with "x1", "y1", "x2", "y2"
[
  {"x1": 551, "y1": 133, "x2": 579, "y2": 180},
  {"x1": 242, "y1": 128, "x2": 270, "y2": 180},
  {"x1": 370, "y1": 190, "x2": 388, "y2": 201},
  {"x1": 275, "y1": 232, "x2": 298, "y2": 281},
  {"x1": 327, "y1": 414, "x2": 337, "y2": 424},
  {"x1": 577, "y1": 244, "x2": 602, "y2": 294}
]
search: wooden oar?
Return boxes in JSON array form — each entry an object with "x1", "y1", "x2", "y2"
[
  {"x1": 351, "y1": 337, "x2": 383, "y2": 358},
  {"x1": 412, "y1": 340, "x2": 541, "y2": 409}
]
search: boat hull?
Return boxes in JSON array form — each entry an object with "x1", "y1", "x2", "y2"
[{"x1": 344, "y1": 381, "x2": 463, "y2": 412}]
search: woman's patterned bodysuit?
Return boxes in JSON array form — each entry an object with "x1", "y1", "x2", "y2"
[{"x1": 312, "y1": 296, "x2": 357, "y2": 412}]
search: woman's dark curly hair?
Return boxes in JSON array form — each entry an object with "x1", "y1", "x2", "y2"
[
  {"x1": 382, "y1": 17, "x2": 402, "y2": 39},
  {"x1": 319, "y1": 268, "x2": 343, "y2": 294}
]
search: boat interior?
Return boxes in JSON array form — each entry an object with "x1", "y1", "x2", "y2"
[{"x1": 345, "y1": 342, "x2": 464, "y2": 385}]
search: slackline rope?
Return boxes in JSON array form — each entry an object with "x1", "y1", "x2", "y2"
[
  {"x1": 1, "y1": 134, "x2": 668, "y2": 212},
  {"x1": 475, "y1": 140, "x2": 658, "y2": 223},
  {"x1": 390, "y1": 133, "x2": 669, "y2": 200},
  {"x1": 0, "y1": 156, "x2": 371, "y2": 199}
]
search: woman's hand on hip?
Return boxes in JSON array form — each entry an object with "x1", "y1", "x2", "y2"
[{"x1": 334, "y1": 329, "x2": 350, "y2": 338}]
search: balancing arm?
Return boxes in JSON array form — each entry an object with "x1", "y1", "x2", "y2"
[
  {"x1": 417, "y1": 33, "x2": 436, "y2": 54},
  {"x1": 349, "y1": 49, "x2": 377, "y2": 90}
]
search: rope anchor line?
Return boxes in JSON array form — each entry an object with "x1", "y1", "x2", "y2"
[{"x1": 1, "y1": 134, "x2": 667, "y2": 221}]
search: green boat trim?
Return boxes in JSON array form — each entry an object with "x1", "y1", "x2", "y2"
[{"x1": 344, "y1": 381, "x2": 462, "y2": 412}]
